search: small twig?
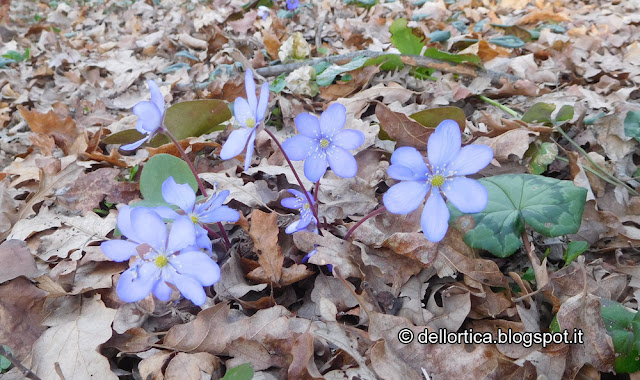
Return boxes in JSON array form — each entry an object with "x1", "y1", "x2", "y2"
[
  {"x1": 0, "y1": 345, "x2": 42, "y2": 380},
  {"x1": 254, "y1": 50, "x2": 518, "y2": 84},
  {"x1": 315, "y1": 11, "x2": 328, "y2": 50}
]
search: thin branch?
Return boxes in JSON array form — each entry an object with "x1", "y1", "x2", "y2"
[{"x1": 0, "y1": 345, "x2": 42, "y2": 380}]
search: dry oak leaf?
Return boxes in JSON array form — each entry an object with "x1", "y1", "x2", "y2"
[
  {"x1": 31, "y1": 294, "x2": 117, "y2": 380},
  {"x1": 18, "y1": 105, "x2": 87, "y2": 155},
  {"x1": 245, "y1": 210, "x2": 313, "y2": 286},
  {"x1": 375, "y1": 102, "x2": 433, "y2": 148},
  {"x1": 58, "y1": 167, "x2": 139, "y2": 213},
  {"x1": 0, "y1": 239, "x2": 39, "y2": 283}
]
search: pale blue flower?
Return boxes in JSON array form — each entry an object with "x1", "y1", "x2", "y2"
[
  {"x1": 257, "y1": 6, "x2": 270, "y2": 20},
  {"x1": 219, "y1": 70, "x2": 270, "y2": 170},
  {"x1": 100, "y1": 206, "x2": 220, "y2": 306},
  {"x1": 382, "y1": 120, "x2": 493, "y2": 242},
  {"x1": 287, "y1": 0, "x2": 299, "y2": 10},
  {"x1": 122, "y1": 79, "x2": 164, "y2": 150},
  {"x1": 152, "y1": 177, "x2": 239, "y2": 252},
  {"x1": 302, "y1": 249, "x2": 333, "y2": 272},
  {"x1": 282, "y1": 103, "x2": 365, "y2": 182},
  {"x1": 281, "y1": 189, "x2": 317, "y2": 234}
]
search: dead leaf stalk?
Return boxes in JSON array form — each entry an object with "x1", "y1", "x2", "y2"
[
  {"x1": 262, "y1": 127, "x2": 322, "y2": 235},
  {"x1": 344, "y1": 206, "x2": 386, "y2": 240},
  {"x1": 0, "y1": 345, "x2": 42, "y2": 380}
]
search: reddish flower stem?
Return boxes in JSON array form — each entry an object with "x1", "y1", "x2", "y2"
[
  {"x1": 263, "y1": 127, "x2": 323, "y2": 235},
  {"x1": 313, "y1": 181, "x2": 320, "y2": 214},
  {"x1": 162, "y1": 126, "x2": 232, "y2": 249},
  {"x1": 344, "y1": 206, "x2": 386, "y2": 240}
]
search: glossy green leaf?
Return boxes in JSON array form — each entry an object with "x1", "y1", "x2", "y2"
[
  {"x1": 140, "y1": 154, "x2": 198, "y2": 204},
  {"x1": 221, "y1": 363, "x2": 254, "y2": 380},
  {"x1": 528, "y1": 142, "x2": 558, "y2": 175},
  {"x1": 389, "y1": 18, "x2": 424, "y2": 55},
  {"x1": 316, "y1": 56, "x2": 368, "y2": 86},
  {"x1": 564, "y1": 240, "x2": 589, "y2": 266},
  {"x1": 624, "y1": 110, "x2": 640, "y2": 143},
  {"x1": 410, "y1": 106, "x2": 466, "y2": 131},
  {"x1": 101, "y1": 129, "x2": 146, "y2": 145},
  {"x1": 521, "y1": 102, "x2": 556, "y2": 124},
  {"x1": 449, "y1": 174, "x2": 588, "y2": 257},
  {"x1": 600, "y1": 299, "x2": 640, "y2": 373},
  {"x1": 164, "y1": 100, "x2": 231, "y2": 140},
  {"x1": 488, "y1": 35, "x2": 525, "y2": 48}
]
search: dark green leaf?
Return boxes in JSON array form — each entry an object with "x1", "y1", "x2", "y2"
[
  {"x1": 564, "y1": 241, "x2": 589, "y2": 266},
  {"x1": 140, "y1": 154, "x2": 198, "y2": 204},
  {"x1": 101, "y1": 129, "x2": 146, "y2": 145},
  {"x1": 389, "y1": 18, "x2": 424, "y2": 55},
  {"x1": 528, "y1": 142, "x2": 558, "y2": 175},
  {"x1": 316, "y1": 56, "x2": 368, "y2": 86},
  {"x1": 164, "y1": 100, "x2": 231, "y2": 141},
  {"x1": 624, "y1": 110, "x2": 640, "y2": 143},
  {"x1": 410, "y1": 106, "x2": 466, "y2": 131},
  {"x1": 488, "y1": 35, "x2": 525, "y2": 48},
  {"x1": 555, "y1": 104, "x2": 574, "y2": 123},
  {"x1": 221, "y1": 363, "x2": 254, "y2": 380},
  {"x1": 521, "y1": 102, "x2": 556, "y2": 124},
  {"x1": 450, "y1": 174, "x2": 588, "y2": 257},
  {"x1": 600, "y1": 299, "x2": 640, "y2": 373}
]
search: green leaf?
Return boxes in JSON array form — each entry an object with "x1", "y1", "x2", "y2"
[
  {"x1": 600, "y1": 299, "x2": 640, "y2": 373},
  {"x1": 488, "y1": 35, "x2": 525, "y2": 48},
  {"x1": 164, "y1": 100, "x2": 231, "y2": 141},
  {"x1": 140, "y1": 154, "x2": 198, "y2": 204},
  {"x1": 0, "y1": 346, "x2": 12, "y2": 371},
  {"x1": 428, "y1": 30, "x2": 451, "y2": 42},
  {"x1": 521, "y1": 102, "x2": 556, "y2": 124},
  {"x1": 221, "y1": 363, "x2": 254, "y2": 380},
  {"x1": 364, "y1": 54, "x2": 404, "y2": 71},
  {"x1": 450, "y1": 174, "x2": 588, "y2": 257},
  {"x1": 270, "y1": 73, "x2": 287, "y2": 93},
  {"x1": 2, "y1": 50, "x2": 26, "y2": 62},
  {"x1": 528, "y1": 142, "x2": 558, "y2": 175},
  {"x1": 316, "y1": 56, "x2": 368, "y2": 86},
  {"x1": 410, "y1": 106, "x2": 466, "y2": 131},
  {"x1": 101, "y1": 129, "x2": 146, "y2": 145},
  {"x1": 423, "y1": 47, "x2": 482, "y2": 67},
  {"x1": 564, "y1": 241, "x2": 589, "y2": 266},
  {"x1": 624, "y1": 110, "x2": 640, "y2": 143},
  {"x1": 389, "y1": 18, "x2": 424, "y2": 55},
  {"x1": 555, "y1": 104, "x2": 574, "y2": 123}
]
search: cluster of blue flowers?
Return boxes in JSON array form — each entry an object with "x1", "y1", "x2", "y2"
[{"x1": 103, "y1": 62, "x2": 493, "y2": 305}]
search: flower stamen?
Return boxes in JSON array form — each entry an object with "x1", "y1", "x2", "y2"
[
  {"x1": 154, "y1": 255, "x2": 169, "y2": 268},
  {"x1": 319, "y1": 138, "x2": 330, "y2": 149},
  {"x1": 431, "y1": 174, "x2": 445, "y2": 187},
  {"x1": 246, "y1": 118, "x2": 256, "y2": 129}
]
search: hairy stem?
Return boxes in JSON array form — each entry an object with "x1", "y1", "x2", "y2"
[
  {"x1": 0, "y1": 345, "x2": 42, "y2": 380},
  {"x1": 477, "y1": 95, "x2": 522, "y2": 118},
  {"x1": 313, "y1": 181, "x2": 320, "y2": 214},
  {"x1": 263, "y1": 127, "x2": 323, "y2": 234},
  {"x1": 161, "y1": 127, "x2": 232, "y2": 249},
  {"x1": 344, "y1": 206, "x2": 386, "y2": 240}
]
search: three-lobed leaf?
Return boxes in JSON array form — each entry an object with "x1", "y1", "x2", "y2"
[{"x1": 450, "y1": 174, "x2": 587, "y2": 257}]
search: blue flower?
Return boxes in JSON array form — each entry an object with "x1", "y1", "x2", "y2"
[
  {"x1": 282, "y1": 103, "x2": 365, "y2": 182},
  {"x1": 122, "y1": 79, "x2": 165, "y2": 151},
  {"x1": 100, "y1": 206, "x2": 220, "y2": 306},
  {"x1": 281, "y1": 189, "x2": 317, "y2": 234},
  {"x1": 153, "y1": 177, "x2": 240, "y2": 252},
  {"x1": 382, "y1": 120, "x2": 493, "y2": 242},
  {"x1": 286, "y1": 0, "x2": 299, "y2": 10},
  {"x1": 219, "y1": 70, "x2": 270, "y2": 170},
  {"x1": 302, "y1": 249, "x2": 333, "y2": 272},
  {"x1": 257, "y1": 6, "x2": 270, "y2": 20}
]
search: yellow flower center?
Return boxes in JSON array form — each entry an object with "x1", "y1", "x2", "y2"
[
  {"x1": 190, "y1": 214, "x2": 199, "y2": 224},
  {"x1": 303, "y1": 203, "x2": 310, "y2": 210},
  {"x1": 319, "y1": 138, "x2": 330, "y2": 148},
  {"x1": 246, "y1": 118, "x2": 256, "y2": 129},
  {"x1": 154, "y1": 255, "x2": 169, "y2": 268},
  {"x1": 431, "y1": 174, "x2": 445, "y2": 187}
]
